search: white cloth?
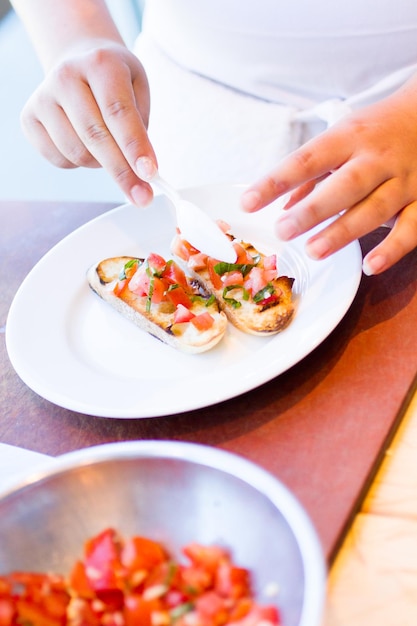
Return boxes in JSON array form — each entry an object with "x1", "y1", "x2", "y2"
[
  {"x1": 135, "y1": 32, "x2": 304, "y2": 188},
  {"x1": 142, "y1": 0, "x2": 417, "y2": 106},
  {"x1": 134, "y1": 1, "x2": 417, "y2": 187}
]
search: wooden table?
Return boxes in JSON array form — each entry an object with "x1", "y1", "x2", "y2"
[{"x1": 2, "y1": 200, "x2": 417, "y2": 620}]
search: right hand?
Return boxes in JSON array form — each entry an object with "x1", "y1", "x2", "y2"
[{"x1": 20, "y1": 40, "x2": 157, "y2": 206}]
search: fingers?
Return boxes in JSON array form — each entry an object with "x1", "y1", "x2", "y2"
[
  {"x1": 20, "y1": 45, "x2": 156, "y2": 207},
  {"x1": 241, "y1": 128, "x2": 352, "y2": 213},
  {"x1": 363, "y1": 202, "x2": 417, "y2": 275},
  {"x1": 275, "y1": 155, "x2": 390, "y2": 241},
  {"x1": 21, "y1": 91, "x2": 100, "y2": 169},
  {"x1": 303, "y1": 176, "x2": 405, "y2": 259}
]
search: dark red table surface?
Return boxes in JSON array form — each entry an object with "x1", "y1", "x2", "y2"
[{"x1": 2, "y1": 200, "x2": 417, "y2": 564}]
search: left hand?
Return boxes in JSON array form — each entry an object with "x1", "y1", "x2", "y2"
[{"x1": 241, "y1": 78, "x2": 417, "y2": 275}]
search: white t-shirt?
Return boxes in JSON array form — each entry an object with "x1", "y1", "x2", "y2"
[
  {"x1": 136, "y1": 1, "x2": 417, "y2": 187},
  {"x1": 142, "y1": 0, "x2": 417, "y2": 107}
]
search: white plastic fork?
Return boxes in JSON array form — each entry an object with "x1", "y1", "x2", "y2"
[{"x1": 150, "y1": 173, "x2": 237, "y2": 263}]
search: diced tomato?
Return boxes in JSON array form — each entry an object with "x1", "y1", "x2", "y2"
[
  {"x1": 14, "y1": 600, "x2": 63, "y2": 626},
  {"x1": 147, "y1": 252, "x2": 167, "y2": 274},
  {"x1": 113, "y1": 278, "x2": 128, "y2": 297},
  {"x1": 215, "y1": 562, "x2": 251, "y2": 599},
  {"x1": 244, "y1": 267, "x2": 268, "y2": 298},
  {"x1": 162, "y1": 261, "x2": 189, "y2": 289},
  {"x1": 122, "y1": 536, "x2": 167, "y2": 573},
  {"x1": 188, "y1": 252, "x2": 209, "y2": 271},
  {"x1": 195, "y1": 591, "x2": 228, "y2": 622},
  {"x1": 83, "y1": 528, "x2": 121, "y2": 591},
  {"x1": 0, "y1": 598, "x2": 14, "y2": 626},
  {"x1": 222, "y1": 270, "x2": 244, "y2": 287},
  {"x1": 190, "y1": 312, "x2": 215, "y2": 331},
  {"x1": 233, "y1": 243, "x2": 255, "y2": 265},
  {"x1": 128, "y1": 266, "x2": 150, "y2": 296},
  {"x1": 69, "y1": 560, "x2": 94, "y2": 598},
  {"x1": 171, "y1": 234, "x2": 200, "y2": 261},
  {"x1": 183, "y1": 544, "x2": 227, "y2": 573},
  {"x1": 124, "y1": 595, "x2": 163, "y2": 626},
  {"x1": 229, "y1": 604, "x2": 281, "y2": 625},
  {"x1": 0, "y1": 579, "x2": 12, "y2": 597},
  {"x1": 149, "y1": 276, "x2": 166, "y2": 304},
  {"x1": 123, "y1": 260, "x2": 141, "y2": 280},
  {"x1": 263, "y1": 269, "x2": 278, "y2": 282},
  {"x1": 179, "y1": 565, "x2": 212, "y2": 595},
  {"x1": 207, "y1": 259, "x2": 223, "y2": 290},
  {"x1": 174, "y1": 304, "x2": 195, "y2": 324},
  {"x1": 263, "y1": 254, "x2": 277, "y2": 271},
  {"x1": 166, "y1": 285, "x2": 193, "y2": 309}
]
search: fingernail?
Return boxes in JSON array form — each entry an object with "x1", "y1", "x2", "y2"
[
  {"x1": 275, "y1": 216, "x2": 298, "y2": 240},
  {"x1": 130, "y1": 184, "x2": 152, "y2": 207},
  {"x1": 241, "y1": 189, "x2": 261, "y2": 212},
  {"x1": 362, "y1": 254, "x2": 386, "y2": 276},
  {"x1": 136, "y1": 156, "x2": 157, "y2": 181},
  {"x1": 305, "y1": 237, "x2": 331, "y2": 260}
]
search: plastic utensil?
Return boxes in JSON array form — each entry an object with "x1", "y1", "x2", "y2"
[{"x1": 151, "y1": 174, "x2": 237, "y2": 262}]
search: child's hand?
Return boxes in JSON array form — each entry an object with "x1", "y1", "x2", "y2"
[
  {"x1": 20, "y1": 41, "x2": 157, "y2": 207},
  {"x1": 242, "y1": 78, "x2": 417, "y2": 275}
]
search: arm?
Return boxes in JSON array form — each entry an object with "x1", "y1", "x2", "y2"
[
  {"x1": 241, "y1": 74, "x2": 417, "y2": 275},
  {"x1": 10, "y1": 0, "x2": 157, "y2": 205}
]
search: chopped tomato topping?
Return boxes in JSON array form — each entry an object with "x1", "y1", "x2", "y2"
[
  {"x1": 127, "y1": 266, "x2": 150, "y2": 296},
  {"x1": 166, "y1": 285, "x2": 194, "y2": 309},
  {"x1": 190, "y1": 312, "x2": 215, "y2": 331},
  {"x1": 188, "y1": 252, "x2": 209, "y2": 271},
  {"x1": 171, "y1": 234, "x2": 200, "y2": 261},
  {"x1": 113, "y1": 278, "x2": 128, "y2": 297},
  {"x1": 244, "y1": 267, "x2": 268, "y2": 297},
  {"x1": 122, "y1": 536, "x2": 167, "y2": 573},
  {"x1": 263, "y1": 254, "x2": 277, "y2": 271},
  {"x1": 149, "y1": 276, "x2": 166, "y2": 304},
  {"x1": 263, "y1": 269, "x2": 278, "y2": 282},
  {"x1": 173, "y1": 304, "x2": 195, "y2": 324},
  {"x1": 147, "y1": 252, "x2": 166, "y2": 274},
  {"x1": 207, "y1": 259, "x2": 223, "y2": 290},
  {"x1": 162, "y1": 261, "x2": 189, "y2": 289},
  {"x1": 222, "y1": 270, "x2": 244, "y2": 287},
  {"x1": 233, "y1": 243, "x2": 255, "y2": 265},
  {"x1": 0, "y1": 531, "x2": 282, "y2": 626}
]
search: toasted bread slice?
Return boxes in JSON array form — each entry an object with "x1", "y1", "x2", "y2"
[
  {"x1": 87, "y1": 255, "x2": 227, "y2": 354},
  {"x1": 172, "y1": 235, "x2": 295, "y2": 335}
]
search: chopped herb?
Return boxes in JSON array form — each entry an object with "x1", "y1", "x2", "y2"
[
  {"x1": 222, "y1": 284, "x2": 249, "y2": 309},
  {"x1": 119, "y1": 258, "x2": 141, "y2": 280},
  {"x1": 253, "y1": 283, "x2": 275, "y2": 303},
  {"x1": 214, "y1": 261, "x2": 255, "y2": 277},
  {"x1": 146, "y1": 275, "x2": 155, "y2": 312}
]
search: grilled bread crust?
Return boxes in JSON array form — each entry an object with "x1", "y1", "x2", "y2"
[{"x1": 87, "y1": 256, "x2": 228, "y2": 354}]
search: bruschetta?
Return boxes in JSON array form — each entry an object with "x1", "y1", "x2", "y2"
[
  {"x1": 87, "y1": 254, "x2": 228, "y2": 354},
  {"x1": 171, "y1": 230, "x2": 295, "y2": 335}
]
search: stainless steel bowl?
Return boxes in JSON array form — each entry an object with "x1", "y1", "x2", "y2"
[{"x1": 0, "y1": 441, "x2": 325, "y2": 626}]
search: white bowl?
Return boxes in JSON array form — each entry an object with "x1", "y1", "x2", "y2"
[{"x1": 0, "y1": 441, "x2": 326, "y2": 626}]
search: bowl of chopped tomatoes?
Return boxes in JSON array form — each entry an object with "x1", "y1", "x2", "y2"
[{"x1": 0, "y1": 441, "x2": 325, "y2": 626}]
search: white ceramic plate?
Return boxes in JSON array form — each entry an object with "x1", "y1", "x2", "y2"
[{"x1": 6, "y1": 184, "x2": 362, "y2": 418}]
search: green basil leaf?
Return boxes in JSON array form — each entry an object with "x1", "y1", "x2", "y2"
[
  {"x1": 119, "y1": 258, "x2": 141, "y2": 280},
  {"x1": 253, "y1": 283, "x2": 275, "y2": 303},
  {"x1": 214, "y1": 262, "x2": 254, "y2": 277}
]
